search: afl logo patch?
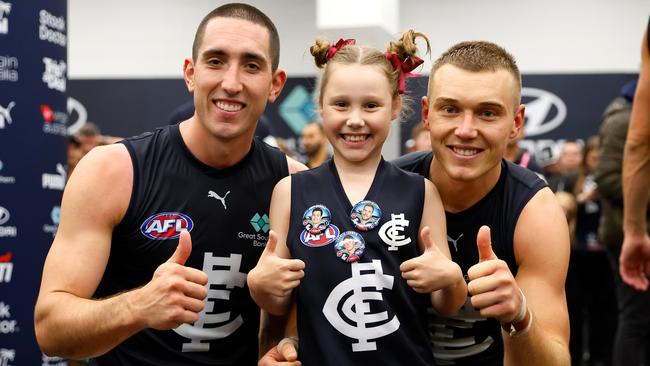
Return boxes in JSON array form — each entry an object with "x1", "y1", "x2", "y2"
[
  {"x1": 140, "y1": 212, "x2": 194, "y2": 240},
  {"x1": 300, "y1": 224, "x2": 340, "y2": 247}
]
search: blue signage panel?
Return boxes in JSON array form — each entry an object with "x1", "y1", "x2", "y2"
[{"x1": 0, "y1": 1, "x2": 68, "y2": 365}]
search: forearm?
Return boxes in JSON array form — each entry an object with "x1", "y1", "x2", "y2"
[
  {"x1": 259, "y1": 304, "x2": 297, "y2": 357},
  {"x1": 623, "y1": 137, "x2": 650, "y2": 235},
  {"x1": 250, "y1": 288, "x2": 292, "y2": 316},
  {"x1": 35, "y1": 290, "x2": 143, "y2": 359},
  {"x1": 503, "y1": 313, "x2": 570, "y2": 366},
  {"x1": 624, "y1": 28, "x2": 650, "y2": 236},
  {"x1": 431, "y1": 271, "x2": 467, "y2": 317}
]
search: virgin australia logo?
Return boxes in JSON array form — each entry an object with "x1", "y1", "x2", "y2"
[{"x1": 522, "y1": 87, "x2": 567, "y2": 137}]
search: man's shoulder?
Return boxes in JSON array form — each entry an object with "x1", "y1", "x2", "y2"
[
  {"x1": 251, "y1": 136, "x2": 290, "y2": 176},
  {"x1": 391, "y1": 150, "x2": 433, "y2": 177},
  {"x1": 503, "y1": 160, "x2": 547, "y2": 192}
]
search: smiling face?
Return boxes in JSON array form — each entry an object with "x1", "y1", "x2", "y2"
[
  {"x1": 320, "y1": 63, "x2": 399, "y2": 165},
  {"x1": 343, "y1": 237, "x2": 356, "y2": 252},
  {"x1": 184, "y1": 17, "x2": 285, "y2": 144},
  {"x1": 423, "y1": 64, "x2": 524, "y2": 184},
  {"x1": 311, "y1": 209, "x2": 323, "y2": 226},
  {"x1": 361, "y1": 204, "x2": 374, "y2": 221}
]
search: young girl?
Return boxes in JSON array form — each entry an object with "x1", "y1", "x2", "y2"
[{"x1": 248, "y1": 31, "x2": 466, "y2": 365}]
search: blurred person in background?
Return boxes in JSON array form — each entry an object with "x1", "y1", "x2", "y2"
[
  {"x1": 77, "y1": 122, "x2": 103, "y2": 155},
  {"x1": 504, "y1": 125, "x2": 543, "y2": 176},
  {"x1": 300, "y1": 121, "x2": 329, "y2": 168},
  {"x1": 596, "y1": 79, "x2": 650, "y2": 366},
  {"x1": 404, "y1": 122, "x2": 432, "y2": 154},
  {"x1": 548, "y1": 140, "x2": 582, "y2": 193},
  {"x1": 567, "y1": 135, "x2": 617, "y2": 366}
]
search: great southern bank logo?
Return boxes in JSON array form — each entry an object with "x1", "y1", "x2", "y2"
[
  {"x1": 140, "y1": 212, "x2": 193, "y2": 240},
  {"x1": 249, "y1": 213, "x2": 269, "y2": 233},
  {"x1": 522, "y1": 87, "x2": 567, "y2": 137}
]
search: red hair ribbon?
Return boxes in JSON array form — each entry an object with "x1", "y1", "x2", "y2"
[
  {"x1": 384, "y1": 52, "x2": 424, "y2": 94},
  {"x1": 326, "y1": 38, "x2": 356, "y2": 61}
]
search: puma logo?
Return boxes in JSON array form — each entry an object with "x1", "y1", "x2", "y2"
[
  {"x1": 208, "y1": 190, "x2": 230, "y2": 210},
  {"x1": 447, "y1": 233, "x2": 464, "y2": 252}
]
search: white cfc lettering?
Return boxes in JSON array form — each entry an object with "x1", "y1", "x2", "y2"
[
  {"x1": 323, "y1": 260, "x2": 400, "y2": 352},
  {"x1": 378, "y1": 213, "x2": 411, "y2": 251},
  {"x1": 173, "y1": 253, "x2": 247, "y2": 352}
]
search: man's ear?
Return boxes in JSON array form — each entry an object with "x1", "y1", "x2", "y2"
[
  {"x1": 421, "y1": 96, "x2": 431, "y2": 129},
  {"x1": 509, "y1": 104, "x2": 525, "y2": 139},
  {"x1": 268, "y1": 69, "x2": 287, "y2": 103},
  {"x1": 183, "y1": 58, "x2": 195, "y2": 93}
]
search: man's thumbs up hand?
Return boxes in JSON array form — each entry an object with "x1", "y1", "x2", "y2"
[
  {"x1": 467, "y1": 225, "x2": 523, "y2": 323},
  {"x1": 130, "y1": 229, "x2": 209, "y2": 330}
]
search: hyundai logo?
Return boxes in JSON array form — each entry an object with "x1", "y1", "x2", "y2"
[{"x1": 522, "y1": 87, "x2": 567, "y2": 137}]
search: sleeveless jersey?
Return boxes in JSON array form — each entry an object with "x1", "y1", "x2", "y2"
[
  {"x1": 287, "y1": 158, "x2": 436, "y2": 366},
  {"x1": 394, "y1": 151, "x2": 546, "y2": 366},
  {"x1": 92, "y1": 124, "x2": 288, "y2": 365}
]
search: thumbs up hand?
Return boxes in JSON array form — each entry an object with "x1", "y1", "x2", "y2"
[
  {"x1": 248, "y1": 230, "x2": 305, "y2": 298},
  {"x1": 401, "y1": 226, "x2": 463, "y2": 294},
  {"x1": 129, "y1": 230, "x2": 209, "y2": 330},
  {"x1": 467, "y1": 226, "x2": 524, "y2": 323}
]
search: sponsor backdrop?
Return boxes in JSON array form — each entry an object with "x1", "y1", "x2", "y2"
[
  {"x1": 0, "y1": 1, "x2": 69, "y2": 365},
  {"x1": 68, "y1": 73, "x2": 636, "y2": 161}
]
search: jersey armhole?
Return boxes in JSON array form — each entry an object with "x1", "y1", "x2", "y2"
[
  {"x1": 510, "y1": 181, "x2": 546, "y2": 274},
  {"x1": 115, "y1": 140, "x2": 140, "y2": 228}
]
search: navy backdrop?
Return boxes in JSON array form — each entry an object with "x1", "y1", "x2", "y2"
[
  {"x1": 0, "y1": 1, "x2": 69, "y2": 365},
  {"x1": 68, "y1": 73, "x2": 636, "y2": 160}
]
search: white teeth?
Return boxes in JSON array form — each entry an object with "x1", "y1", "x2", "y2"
[
  {"x1": 343, "y1": 135, "x2": 367, "y2": 142},
  {"x1": 453, "y1": 147, "x2": 478, "y2": 156},
  {"x1": 216, "y1": 101, "x2": 243, "y2": 112}
]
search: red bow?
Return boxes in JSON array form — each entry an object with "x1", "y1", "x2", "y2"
[
  {"x1": 326, "y1": 38, "x2": 356, "y2": 61},
  {"x1": 384, "y1": 52, "x2": 424, "y2": 94}
]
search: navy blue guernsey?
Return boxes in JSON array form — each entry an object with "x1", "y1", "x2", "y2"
[
  {"x1": 92, "y1": 124, "x2": 288, "y2": 365},
  {"x1": 394, "y1": 151, "x2": 547, "y2": 366},
  {"x1": 287, "y1": 158, "x2": 436, "y2": 366}
]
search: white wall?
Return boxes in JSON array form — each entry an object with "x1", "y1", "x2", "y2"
[{"x1": 68, "y1": 0, "x2": 648, "y2": 79}]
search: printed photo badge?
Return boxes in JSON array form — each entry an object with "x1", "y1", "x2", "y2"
[
  {"x1": 350, "y1": 200, "x2": 381, "y2": 231},
  {"x1": 300, "y1": 223, "x2": 340, "y2": 247},
  {"x1": 334, "y1": 231, "x2": 365, "y2": 263},
  {"x1": 302, "y1": 204, "x2": 331, "y2": 234}
]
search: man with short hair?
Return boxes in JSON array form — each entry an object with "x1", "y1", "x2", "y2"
[
  {"x1": 394, "y1": 41, "x2": 570, "y2": 365},
  {"x1": 34, "y1": 4, "x2": 303, "y2": 365},
  {"x1": 301, "y1": 122, "x2": 329, "y2": 168}
]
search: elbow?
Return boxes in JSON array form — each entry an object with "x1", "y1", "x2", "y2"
[
  {"x1": 34, "y1": 303, "x2": 68, "y2": 358},
  {"x1": 34, "y1": 321, "x2": 59, "y2": 358}
]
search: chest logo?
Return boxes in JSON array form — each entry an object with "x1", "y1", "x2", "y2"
[
  {"x1": 323, "y1": 260, "x2": 400, "y2": 352},
  {"x1": 174, "y1": 253, "x2": 247, "y2": 352},
  {"x1": 208, "y1": 190, "x2": 230, "y2": 210},
  {"x1": 447, "y1": 233, "x2": 464, "y2": 252},
  {"x1": 140, "y1": 212, "x2": 193, "y2": 240},
  {"x1": 378, "y1": 213, "x2": 411, "y2": 251}
]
